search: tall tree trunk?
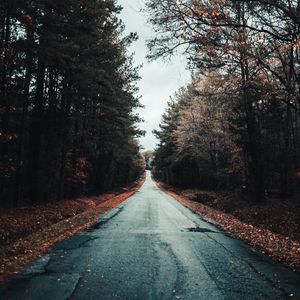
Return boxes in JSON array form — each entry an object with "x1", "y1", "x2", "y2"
[
  {"x1": 237, "y1": 1, "x2": 266, "y2": 201},
  {"x1": 28, "y1": 57, "x2": 46, "y2": 203},
  {"x1": 57, "y1": 79, "x2": 71, "y2": 200},
  {"x1": 46, "y1": 68, "x2": 59, "y2": 201},
  {"x1": 0, "y1": 9, "x2": 11, "y2": 156},
  {"x1": 280, "y1": 106, "x2": 294, "y2": 198},
  {"x1": 244, "y1": 91, "x2": 266, "y2": 201},
  {"x1": 0, "y1": 9, "x2": 11, "y2": 203},
  {"x1": 14, "y1": 25, "x2": 34, "y2": 205}
]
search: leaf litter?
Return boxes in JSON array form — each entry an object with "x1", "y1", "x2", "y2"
[{"x1": 0, "y1": 175, "x2": 145, "y2": 282}]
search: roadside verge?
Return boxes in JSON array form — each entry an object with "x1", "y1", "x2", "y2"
[
  {"x1": 0, "y1": 174, "x2": 145, "y2": 282},
  {"x1": 155, "y1": 179, "x2": 300, "y2": 273}
]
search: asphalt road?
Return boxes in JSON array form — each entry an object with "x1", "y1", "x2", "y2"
[{"x1": 1, "y1": 171, "x2": 300, "y2": 300}]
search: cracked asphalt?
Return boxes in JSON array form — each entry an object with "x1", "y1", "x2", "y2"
[{"x1": 1, "y1": 171, "x2": 300, "y2": 300}]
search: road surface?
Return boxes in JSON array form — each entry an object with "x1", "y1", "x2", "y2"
[{"x1": 1, "y1": 171, "x2": 300, "y2": 299}]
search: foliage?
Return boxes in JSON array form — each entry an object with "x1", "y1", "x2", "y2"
[
  {"x1": 148, "y1": 0, "x2": 300, "y2": 200},
  {"x1": 142, "y1": 150, "x2": 154, "y2": 170},
  {"x1": 0, "y1": 0, "x2": 144, "y2": 207}
]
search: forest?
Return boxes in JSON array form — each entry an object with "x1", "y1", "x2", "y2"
[
  {"x1": 148, "y1": 0, "x2": 300, "y2": 201},
  {"x1": 0, "y1": 0, "x2": 144, "y2": 208},
  {"x1": 0, "y1": 0, "x2": 300, "y2": 290}
]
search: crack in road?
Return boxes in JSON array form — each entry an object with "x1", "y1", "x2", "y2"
[
  {"x1": 203, "y1": 232, "x2": 288, "y2": 294},
  {"x1": 66, "y1": 275, "x2": 83, "y2": 300}
]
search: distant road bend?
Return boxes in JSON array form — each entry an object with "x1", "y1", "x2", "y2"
[{"x1": 1, "y1": 171, "x2": 300, "y2": 299}]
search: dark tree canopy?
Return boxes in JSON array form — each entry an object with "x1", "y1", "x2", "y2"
[
  {"x1": 148, "y1": 0, "x2": 300, "y2": 201},
  {"x1": 0, "y1": 0, "x2": 144, "y2": 207}
]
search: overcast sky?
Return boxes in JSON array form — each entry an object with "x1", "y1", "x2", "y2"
[{"x1": 118, "y1": 0, "x2": 191, "y2": 150}]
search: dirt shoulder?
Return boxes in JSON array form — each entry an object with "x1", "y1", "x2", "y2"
[
  {"x1": 0, "y1": 174, "x2": 145, "y2": 282},
  {"x1": 155, "y1": 179, "x2": 300, "y2": 272}
]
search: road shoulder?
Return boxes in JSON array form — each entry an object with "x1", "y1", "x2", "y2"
[
  {"x1": 154, "y1": 178, "x2": 300, "y2": 273},
  {"x1": 0, "y1": 174, "x2": 145, "y2": 282}
]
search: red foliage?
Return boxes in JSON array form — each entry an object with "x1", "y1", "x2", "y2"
[{"x1": 21, "y1": 14, "x2": 33, "y2": 26}]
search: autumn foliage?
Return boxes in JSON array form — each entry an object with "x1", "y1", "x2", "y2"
[{"x1": 147, "y1": 0, "x2": 300, "y2": 201}]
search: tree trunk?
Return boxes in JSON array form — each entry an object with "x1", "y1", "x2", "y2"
[
  {"x1": 58, "y1": 79, "x2": 71, "y2": 200},
  {"x1": 28, "y1": 57, "x2": 46, "y2": 203},
  {"x1": 280, "y1": 106, "x2": 294, "y2": 198},
  {"x1": 14, "y1": 25, "x2": 34, "y2": 205},
  {"x1": 0, "y1": 10, "x2": 11, "y2": 157}
]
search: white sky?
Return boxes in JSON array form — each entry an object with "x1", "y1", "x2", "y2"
[{"x1": 118, "y1": 0, "x2": 191, "y2": 150}]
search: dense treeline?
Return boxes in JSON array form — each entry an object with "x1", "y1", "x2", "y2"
[
  {"x1": 142, "y1": 150, "x2": 154, "y2": 170},
  {"x1": 0, "y1": 0, "x2": 144, "y2": 208},
  {"x1": 148, "y1": 0, "x2": 300, "y2": 201}
]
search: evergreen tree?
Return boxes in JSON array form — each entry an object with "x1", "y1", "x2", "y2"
[{"x1": 0, "y1": 0, "x2": 144, "y2": 207}]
